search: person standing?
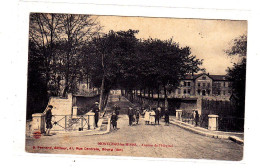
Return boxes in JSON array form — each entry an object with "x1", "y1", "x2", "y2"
[
  {"x1": 164, "y1": 109, "x2": 170, "y2": 126},
  {"x1": 150, "y1": 108, "x2": 156, "y2": 125},
  {"x1": 45, "y1": 105, "x2": 53, "y2": 136},
  {"x1": 114, "y1": 104, "x2": 120, "y2": 116},
  {"x1": 110, "y1": 112, "x2": 118, "y2": 130},
  {"x1": 194, "y1": 110, "x2": 199, "y2": 127},
  {"x1": 135, "y1": 108, "x2": 140, "y2": 125},
  {"x1": 128, "y1": 107, "x2": 134, "y2": 126},
  {"x1": 155, "y1": 107, "x2": 161, "y2": 125},
  {"x1": 92, "y1": 102, "x2": 100, "y2": 128},
  {"x1": 144, "y1": 108, "x2": 149, "y2": 125}
]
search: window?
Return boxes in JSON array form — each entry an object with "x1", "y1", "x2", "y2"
[
  {"x1": 198, "y1": 83, "x2": 200, "y2": 87},
  {"x1": 197, "y1": 89, "x2": 201, "y2": 95},
  {"x1": 225, "y1": 82, "x2": 229, "y2": 87},
  {"x1": 188, "y1": 89, "x2": 191, "y2": 94},
  {"x1": 207, "y1": 90, "x2": 211, "y2": 95},
  {"x1": 203, "y1": 83, "x2": 206, "y2": 87},
  {"x1": 202, "y1": 76, "x2": 206, "y2": 80},
  {"x1": 207, "y1": 83, "x2": 210, "y2": 87},
  {"x1": 223, "y1": 91, "x2": 226, "y2": 95},
  {"x1": 184, "y1": 89, "x2": 186, "y2": 94},
  {"x1": 184, "y1": 82, "x2": 186, "y2": 86},
  {"x1": 188, "y1": 82, "x2": 191, "y2": 86},
  {"x1": 202, "y1": 90, "x2": 206, "y2": 96}
]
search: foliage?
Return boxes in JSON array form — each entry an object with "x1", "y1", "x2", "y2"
[
  {"x1": 226, "y1": 35, "x2": 247, "y2": 120},
  {"x1": 28, "y1": 13, "x2": 101, "y2": 97},
  {"x1": 84, "y1": 30, "x2": 203, "y2": 109},
  {"x1": 225, "y1": 34, "x2": 247, "y2": 58},
  {"x1": 28, "y1": 13, "x2": 203, "y2": 113}
]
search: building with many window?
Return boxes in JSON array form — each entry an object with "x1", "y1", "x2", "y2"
[{"x1": 172, "y1": 73, "x2": 231, "y2": 100}]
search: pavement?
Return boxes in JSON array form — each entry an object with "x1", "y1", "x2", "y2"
[{"x1": 169, "y1": 117, "x2": 244, "y2": 144}]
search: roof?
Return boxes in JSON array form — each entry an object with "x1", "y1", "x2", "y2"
[
  {"x1": 209, "y1": 75, "x2": 228, "y2": 81},
  {"x1": 183, "y1": 73, "x2": 228, "y2": 81},
  {"x1": 183, "y1": 74, "x2": 200, "y2": 80}
]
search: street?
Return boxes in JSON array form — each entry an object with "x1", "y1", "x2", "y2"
[{"x1": 26, "y1": 94, "x2": 243, "y2": 161}]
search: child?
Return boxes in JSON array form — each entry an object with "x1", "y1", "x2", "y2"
[
  {"x1": 111, "y1": 112, "x2": 118, "y2": 130},
  {"x1": 136, "y1": 108, "x2": 140, "y2": 125},
  {"x1": 144, "y1": 109, "x2": 150, "y2": 125}
]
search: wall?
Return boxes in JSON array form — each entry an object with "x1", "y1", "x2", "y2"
[{"x1": 48, "y1": 94, "x2": 73, "y2": 115}]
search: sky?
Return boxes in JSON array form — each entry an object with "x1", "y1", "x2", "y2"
[{"x1": 96, "y1": 15, "x2": 247, "y2": 75}]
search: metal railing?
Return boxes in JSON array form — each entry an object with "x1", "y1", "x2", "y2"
[{"x1": 50, "y1": 115, "x2": 89, "y2": 131}]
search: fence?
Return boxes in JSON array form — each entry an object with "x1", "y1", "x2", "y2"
[
  {"x1": 180, "y1": 109, "x2": 194, "y2": 124},
  {"x1": 51, "y1": 115, "x2": 89, "y2": 131}
]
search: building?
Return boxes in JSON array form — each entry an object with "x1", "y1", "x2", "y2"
[{"x1": 172, "y1": 73, "x2": 232, "y2": 100}]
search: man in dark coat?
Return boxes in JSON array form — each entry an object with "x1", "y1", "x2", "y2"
[
  {"x1": 92, "y1": 102, "x2": 100, "y2": 128},
  {"x1": 128, "y1": 107, "x2": 134, "y2": 126},
  {"x1": 45, "y1": 105, "x2": 53, "y2": 135},
  {"x1": 194, "y1": 110, "x2": 199, "y2": 127},
  {"x1": 164, "y1": 109, "x2": 170, "y2": 126},
  {"x1": 155, "y1": 107, "x2": 161, "y2": 125}
]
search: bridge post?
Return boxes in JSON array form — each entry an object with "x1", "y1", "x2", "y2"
[
  {"x1": 72, "y1": 106, "x2": 78, "y2": 118},
  {"x1": 176, "y1": 110, "x2": 183, "y2": 121},
  {"x1": 31, "y1": 113, "x2": 45, "y2": 134},
  {"x1": 208, "y1": 115, "x2": 219, "y2": 131},
  {"x1": 86, "y1": 112, "x2": 95, "y2": 129}
]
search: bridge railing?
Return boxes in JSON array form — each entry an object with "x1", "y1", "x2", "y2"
[{"x1": 50, "y1": 115, "x2": 90, "y2": 131}]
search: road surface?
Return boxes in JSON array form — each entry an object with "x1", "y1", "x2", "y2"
[{"x1": 26, "y1": 94, "x2": 243, "y2": 161}]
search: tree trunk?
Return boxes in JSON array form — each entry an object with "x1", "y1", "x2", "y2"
[
  {"x1": 157, "y1": 86, "x2": 160, "y2": 106},
  {"x1": 164, "y1": 85, "x2": 168, "y2": 110},
  {"x1": 99, "y1": 74, "x2": 105, "y2": 111}
]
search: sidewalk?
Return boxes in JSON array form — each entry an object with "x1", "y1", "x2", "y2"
[
  {"x1": 26, "y1": 116, "x2": 111, "y2": 139},
  {"x1": 169, "y1": 116, "x2": 244, "y2": 144}
]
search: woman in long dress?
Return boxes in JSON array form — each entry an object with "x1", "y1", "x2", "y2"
[
  {"x1": 149, "y1": 108, "x2": 156, "y2": 125},
  {"x1": 144, "y1": 109, "x2": 150, "y2": 125}
]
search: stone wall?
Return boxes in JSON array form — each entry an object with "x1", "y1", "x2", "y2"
[{"x1": 48, "y1": 93, "x2": 73, "y2": 116}]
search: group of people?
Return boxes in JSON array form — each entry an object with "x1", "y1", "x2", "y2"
[
  {"x1": 143, "y1": 106, "x2": 170, "y2": 126},
  {"x1": 127, "y1": 105, "x2": 170, "y2": 126},
  {"x1": 127, "y1": 106, "x2": 141, "y2": 126}
]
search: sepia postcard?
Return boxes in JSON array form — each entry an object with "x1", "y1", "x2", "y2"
[{"x1": 25, "y1": 12, "x2": 247, "y2": 161}]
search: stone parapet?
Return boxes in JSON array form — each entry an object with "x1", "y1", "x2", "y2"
[
  {"x1": 208, "y1": 114, "x2": 219, "y2": 131},
  {"x1": 31, "y1": 113, "x2": 45, "y2": 134}
]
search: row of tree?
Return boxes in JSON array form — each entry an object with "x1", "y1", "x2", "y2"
[{"x1": 28, "y1": 13, "x2": 203, "y2": 117}]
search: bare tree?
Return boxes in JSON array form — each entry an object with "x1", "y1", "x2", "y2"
[
  {"x1": 29, "y1": 13, "x2": 102, "y2": 97},
  {"x1": 29, "y1": 13, "x2": 62, "y2": 96},
  {"x1": 57, "y1": 14, "x2": 102, "y2": 96}
]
